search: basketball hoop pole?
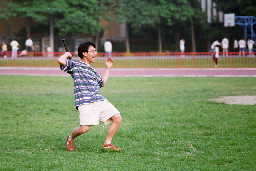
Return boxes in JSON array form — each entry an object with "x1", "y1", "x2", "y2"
[
  {"x1": 224, "y1": 23, "x2": 230, "y2": 37},
  {"x1": 235, "y1": 16, "x2": 256, "y2": 41}
]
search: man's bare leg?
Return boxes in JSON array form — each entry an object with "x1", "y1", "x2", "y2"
[
  {"x1": 104, "y1": 113, "x2": 122, "y2": 144},
  {"x1": 69, "y1": 125, "x2": 90, "y2": 140},
  {"x1": 66, "y1": 125, "x2": 90, "y2": 151}
]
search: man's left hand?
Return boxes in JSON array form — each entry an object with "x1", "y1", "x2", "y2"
[{"x1": 105, "y1": 57, "x2": 113, "y2": 69}]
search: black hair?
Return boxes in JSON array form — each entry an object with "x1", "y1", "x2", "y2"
[{"x1": 78, "y1": 41, "x2": 96, "y2": 59}]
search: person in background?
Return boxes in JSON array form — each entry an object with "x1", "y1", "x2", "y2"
[
  {"x1": 211, "y1": 40, "x2": 221, "y2": 67},
  {"x1": 104, "y1": 39, "x2": 112, "y2": 58},
  {"x1": 10, "y1": 40, "x2": 19, "y2": 59},
  {"x1": 238, "y1": 39, "x2": 246, "y2": 57},
  {"x1": 233, "y1": 39, "x2": 238, "y2": 52},
  {"x1": 247, "y1": 38, "x2": 255, "y2": 57},
  {"x1": 179, "y1": 39, "x2": 185, "y2": 57},
  {"x1": 25, "y1": 37, "x2": 34, "y2": 52},
  {"x1": 221, "y1": 37, "x2": 229, "y2": 56},
  {"x1": 1, "y1": 41, "x2": 7, "y2": 58}
]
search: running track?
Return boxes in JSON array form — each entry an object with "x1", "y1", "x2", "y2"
[{"x1": 0, "y1": 67, "x2": 256, "y2": 77}]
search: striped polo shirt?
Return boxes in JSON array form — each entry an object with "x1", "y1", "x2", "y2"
[{"x1": 61, "y1": 59, "x2": 105, "y2": 109}]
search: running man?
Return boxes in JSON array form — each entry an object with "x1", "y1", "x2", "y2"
[{"x1": 57, "y1": 41, "x2": 122, "y2": 151}]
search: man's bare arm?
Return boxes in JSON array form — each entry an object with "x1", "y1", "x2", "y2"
[
  {"x1": 102, "y1": 58, "x2": 113, "y2": 86},
  {"x1": 57, "y1": 52, "x2": 72, "y2": 66}
]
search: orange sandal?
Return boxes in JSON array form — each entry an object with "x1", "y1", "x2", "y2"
[
  {"x1": 102, "y1": 144, "x2": 121, "y2": 151},
  {"x1": 66, "y1": 136, "x2": 75, "y2": 151}
]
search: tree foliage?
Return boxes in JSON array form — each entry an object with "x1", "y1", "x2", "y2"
[
  {"x1": 0, "y1": 0, "x2": 48, "y2": 22},
  {"x1": 55, "y1": 0, "x2": 107, "y2": 36},
  {"x1": 115, "y1": 0, "x2": 193, "y2": 29},
  {"x1": 158, "y1": 0, "x2": 193, "y2": 25},
  {"x1": 114, "y1": 0, "x2": 195, "y2": 52},
  {"x1": 0, "y1": 0, "x2": 110, "y2": 37}
]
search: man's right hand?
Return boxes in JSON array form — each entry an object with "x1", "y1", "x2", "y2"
[
  {"x1": 64, "y1": 52, "x2": 72, "y2": 59},
  {"x1": 57, "y1": 52, "x2": 72, "y2": 66}
]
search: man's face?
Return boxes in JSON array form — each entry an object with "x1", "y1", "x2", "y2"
[{"x1": 84, "y1": 45, "x2": 97, "y2": 63}]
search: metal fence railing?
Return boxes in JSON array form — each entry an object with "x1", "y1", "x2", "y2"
[{"x1": 0, "y1": 51, "x2": 255, "y2": 68}]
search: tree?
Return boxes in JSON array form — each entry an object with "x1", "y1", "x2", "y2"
[
  {"x1": 114, "y1": 0, "x2": 158, "y2": 52},
  {"x1": 157, "y1": 0, "x2": 194, "y2": 52},
  {"x1": 114, "y1": 0, "x2": 194, "y2": 52},
  {"x1": 0, "y1": 0, "x2": 113, "y2": 51},
  {"x1": 36, "y1": 0, "x2": 69, "y2": 52},
  {"x1": 187, "y1": 0, "x2": 207, "y2": 52},
  {"x1": 54, "y1": 0, "x2": 114, "y2": 49},
  {"x1": 0, "y1": 0, "x2": 67, "y2": 51},
  {"x1": 0, "y1": 0, "x2": 48, "y2": 37},
  {"x1": 55, "y1": 1, "x2": 100, "y2": 36}
]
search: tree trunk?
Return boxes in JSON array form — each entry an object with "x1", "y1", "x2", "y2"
[
  {"x1": 190, "y1": 17, "x2": 196, "y2": 52},
  {"x1": 25, "y1": 17, "x2": 32, "y2": 38},
  {"x1": 176, "y1": 24, "x2": 180, "y2": 52},
  {"x1": 125, "y1": 23, "x2": 130, "y2": 53},
  {"x1": 158, "y1": 25, "x2": 162, "y2": 52},
  {"x1": 50, "y1": 16, "x2": 54, "y2": 52},
  {"x1": 95, "y1": 32, "x2": 99, "y2": 49},
  {"x1": 188, "y1": 0, "x2": 196, "y2": 52}
]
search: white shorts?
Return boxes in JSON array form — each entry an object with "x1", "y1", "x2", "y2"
[
  {"x1": 78, "y1": 99, "x2": 120, "y2": 126},
  {"x1": 222, "y1": 45, "x2": 228, "y2": 49}
]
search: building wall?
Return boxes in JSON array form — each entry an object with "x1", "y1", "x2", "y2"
[
  {"x1": 100, "y1": 18, "x2": 121, "y2": 39},
  {"x1": 0, "y1": 17, "x2": 26, "y2": 38},
  {"x1": 99, "y1": 11, "x2": 125, "y2": 42},
  {"x1": 200, "y1": 0, "x2": 223, "y2": 23}
]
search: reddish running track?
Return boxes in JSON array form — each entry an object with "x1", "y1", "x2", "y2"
[{"x1": 0, "y1": 67, "x2": 256, "y2": 77}]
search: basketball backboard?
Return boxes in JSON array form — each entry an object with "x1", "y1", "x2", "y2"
[{"x1": 224, "y1": 13, "x2": 235, "y2": 27}]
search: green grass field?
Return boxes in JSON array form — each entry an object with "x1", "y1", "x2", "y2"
[{"x1": 0, "y1": 76, "x2": 256, "y2": 170}]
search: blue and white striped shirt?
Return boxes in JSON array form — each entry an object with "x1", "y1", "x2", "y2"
[{"x1": 61, "y1": 59, "x2": 105, "y2": 109}]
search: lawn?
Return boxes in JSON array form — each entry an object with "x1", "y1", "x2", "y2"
[{"x1": 0, "y1": 76, "x2": 256, "y2": 170}]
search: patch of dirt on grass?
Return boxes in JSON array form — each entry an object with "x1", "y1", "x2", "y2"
[{"x1": 209, "y1": 96, "x2": 256, "y2": 105}]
